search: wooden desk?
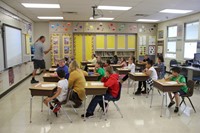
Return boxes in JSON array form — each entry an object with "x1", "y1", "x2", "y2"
[
  {"x1": 88, "y1": 67, "x2": 95, "y2": 72},
  {"x1": 110, "y1": 64, "x2": 122, "y2": 71},
  {"x1": 81, "y1": 61, "x2": 91, "y2": 66},
  {"x1": 84, "y1": 82, "x2": 108, "y2": 120},
  {"x1": 43, "y1": 73, "x2": 59, "y2": 82},
  {"x1": 29, "y1": 82, "x2": 57, "y2": 123},
  {"x1": 85, "y1": 74, "x2": 99, "y2": 81},
  {"x1": 51, "y1": 65, "x2": 57, "y2": 68},
  {"x1": 151, "y1": 80, "x2": 184, "y2": 117},
  {"x1": 128, "y1": 72, "x2": 149, "y2": 94},
  {"x1": 116, "y1": 68, "x2": 131, "y2": 75},
  {"x1": 49, "y1": 68, "x2": 57, "y2": 73},
  {"x1": 87, "y1": 64, "x2": 95, "y2": 67}
]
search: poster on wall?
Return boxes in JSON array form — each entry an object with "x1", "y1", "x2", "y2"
[
  {"x1": 148, "y1": 45, "x2": 156, "y2": 55},
  {"x1": 139, "y1": 36, "x2": 147, "y2": 45},
  {"x1": 51, "y1": 34, "x2": 60, "y2": 65},
  {"x1": 158, "y1": 30, "x2": 164, "y2": 39},
  {"x1": 139, "y1": 46, "x2": 146, "y2": 55},
  {"x1": 25, "y1": 34, "x2": 31, "y2": 54},
  {"x1": 8, "y1": 68, "x2": 14, "y2": 86},
  {"x1": 149, "y1": 36, "x2": 156, "y2": 45},
  {"x1": 62, "y1": 34, "x2": 72, "y2": 58},
  {"x1": 157, "y1": 46, "x2": 163, "y2": 54}
]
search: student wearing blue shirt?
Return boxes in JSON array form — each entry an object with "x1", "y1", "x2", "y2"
[
  {"x1": 56, "y1": 59, "x2": 69, "y2": 79},
  {"x1": 154, "y1": 56, "x2": 165, "y2": 79}
]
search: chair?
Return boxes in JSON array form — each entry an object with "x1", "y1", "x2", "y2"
[
  {"x1": 106, "y1": 82, "x2": 123, "y2": 118},
  {"x1": 170, "y1": 59, "x2": 178, "y2": 67},
  {"x1": 193, "y1": 77, "x2": 200, "y2": 90},
  {"x1": 180, "y1": 80, "x2": 196, "y2": 113}
]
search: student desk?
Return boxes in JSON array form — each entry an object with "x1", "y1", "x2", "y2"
[
  {"x1": 84, "y1": 82, "x2": 108, "y2": 121},
  {"x1": 81, "y1": 61, "x2": 91, "y2": 66},
  {"x1": 29, "y1": 82, "x2": 57, "y2": 123},
  {"x1": 43, "y1": 73, "x2": 59, "y2": 82},
  {"x1": 85, "y1": 74, "x2": 99, "y2": 81},
  {"x1": 88, "y1": 67, "x2": 95, "y2": 72},
  {"x1": 49, "y1": 68, "x2": 57, "y2": 73},
  {"x1": 116, "y1": 68, "x2": 131, "y2": 75},
  {"x1": 110, "y1": 64, "x2": 123, "y2": 71},
  {"x1": 87, "y1": 64, "x2": 95, "y2": 67},
  {"x1": 151, "y1": 80, "x2": 184, "y2": 117},
  {"x1": 51, "y1": 65, "x2": 57, "y2": 68},
  {"x1": 128, "y1": 72, "x2": 149, "y2": 94}
]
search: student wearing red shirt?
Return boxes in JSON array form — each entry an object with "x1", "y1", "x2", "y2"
[{"x1": 81, "y1": 66, "x2": 120, "y2": 118}]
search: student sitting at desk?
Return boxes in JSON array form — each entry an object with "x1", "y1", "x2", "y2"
[
  {"x1": 50, "y1": 58, "x2": 69, "y2": 79},
  {"x1": 94, "y1": 61, "x2": 105, "y2": 81},
  {"x1": 112, "y1": 55, "x2": 118, "y2": 64},
  {"x1": 68, "y1": 61, "x2": 88, "y2": 108},
  {"x1": 135, "y1": 60, "x2": 158, "y2": 95},
  {"x1": 43, "y1": 69, "x2": 68, "y2": 116},
  {"x1": 121, "y1": 56, "x2": 136, "y2": 83},
  {"x1": 104, "y1": 59, "x2": 111, "y2": 68},
  {"x1": 119, "y1": 57, "x2": 127, "y2": 67},
  {"x1": 140, "y1": 54, "x2": 150, "y2": 64},
  {"x1": 81, "y1": 66, "x2": 120, "y2": 118},
  {"x1": 165, "y1": 67, "x2": 188, "y2": 113},
  {"x1": 154, "y1": 56, "x2": 165, "y2": 79},
  {"x1": 89, "y1": 54, "x2": 97, "y2": 65}
]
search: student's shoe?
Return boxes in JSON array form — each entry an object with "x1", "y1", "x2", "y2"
[
  {"x1": 73, "y1": 102, "x2": 82, "y2": 108},
  {"x1": 141, "y1": 90, "x2": 147, "y2": 94},
  {"x1": 81, "y1": 112, "x2": 94, "y2": 118},
  {"x1": 53, "y1": 104, "x2": 61, "y2": 113},
  {"x1": 168, "y1": 101, "x2": 175, "y2": 108},
  {"x1": 174, "y1": 106, "x2": 179, "y2": 113},
  {"x1": 135, "y1": 90, "x2": 141, "y2": 95},
  {"x1": 31, "y1": 79, "x2": 39, "y2": 84}
]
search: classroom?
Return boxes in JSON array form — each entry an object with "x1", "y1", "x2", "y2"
[{"x1": 0, "y1": 0, "x2": 200, "y2": 133}]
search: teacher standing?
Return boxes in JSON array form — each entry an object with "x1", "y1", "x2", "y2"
[{"x1": 31, "y1": 36, "x2": 52, "y2": 84}]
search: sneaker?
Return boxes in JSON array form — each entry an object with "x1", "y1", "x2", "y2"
[
  {"x1": 81, "y1": 112, "x2": 94, "y2": 118},
  {"x1": 135, "y1": 91, "x2": 141, "y2": 95},
  {"x1": 53, "y1": 104, "x2": 61, "y2": 113},
  {"x1": 31, "y1": 79, "x2": 39, "y2": 84},
  {"x1": 141, "y1": 90, "x2": 147, "y2": 94},
  {"x1": 168, "y1": 101, "x2": 175, "y2": 108},
  {"x1": 174, "y1": 106, "x2": 179, "y2": 113}
]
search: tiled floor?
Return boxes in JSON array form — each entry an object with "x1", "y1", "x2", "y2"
[{"x1": 0, "y1": 75, "x2": 200, "y2": 133}]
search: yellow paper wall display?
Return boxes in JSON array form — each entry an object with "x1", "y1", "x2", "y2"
[
  {"x1": 74, "y1": 34, "x2": 83, "y2": 64},
  {"x1": 62, "y1": 34, "x2": 71, "y2": 58},
  {"x1": 107, "y1": 35, "x2": 115, "y2": 49},
  {"x1": 96, "y1": 35, "x2": 105, "y2": 49},
  {"x1": 25, "y1": 34, "x2": 31, "y2": 54},
  {"x1": 85, "y1": 35, "x2": 94, "y2": 60},
  {"x1": 51, "y1": 34, "x2": 60, "y2": 65},
  {"x1": 128, "y1": 35, "x2": 136, "y2": 49},
  {"x1": 117, "y1": 35, "x2": 125, "y2": 49}
]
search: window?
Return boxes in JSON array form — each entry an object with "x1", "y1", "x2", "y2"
[
  {"x1": 185, "y1": 22, "x2": 199, "y2": 40},
  {"x1": 165, "y1": 25, "x2": 178, "y2": 58},
  {"x1": 184, "y1": 42, "x2": 197, "y2": 59}
]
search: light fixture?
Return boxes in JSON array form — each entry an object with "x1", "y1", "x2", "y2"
[
  {"x1": 136, "y1": 19, "x2": 159, "y2": 22},
  {"x1": 37, "y1": 16, "x2": 63, "y2": 20},
  {"x1": 160, "y1": 9, "x2": 193, "y2": 14},
  {"x1": 89, "y1": 17, "x2": 114, "y2": 20},
  {"x1": 21, "y1": 3, "x2": 60, "y2": 8},
  {"x1": 97, "y1": 6, "x2": 132, "y2": 11}
]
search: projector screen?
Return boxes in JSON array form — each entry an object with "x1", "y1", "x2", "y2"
[{"x1": 3, "y1": 24, "x2": 22, "y2": 68}]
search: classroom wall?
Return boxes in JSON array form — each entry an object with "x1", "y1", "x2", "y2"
[
  {"x1": 158, "y1": 12, "x2": 200, "y2": 70},
  {"x1": 0, "y1": 1, "x2": 34, "y2": 96}
]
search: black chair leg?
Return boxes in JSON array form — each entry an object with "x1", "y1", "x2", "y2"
[{"x1": 187, "y1": 97, "x2": 196, "y2": 113}]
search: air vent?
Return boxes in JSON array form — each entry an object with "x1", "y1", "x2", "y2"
[
  {"x1": 63, "y1": 11, "x2": 78, "y2": 14},
  {"x1": 135, "y1": 14, "x2": 149, "y2": 17}
]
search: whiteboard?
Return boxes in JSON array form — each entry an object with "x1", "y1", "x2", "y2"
[{"x1": 0, "y1": 28, "x2": 4, "y2": 71}]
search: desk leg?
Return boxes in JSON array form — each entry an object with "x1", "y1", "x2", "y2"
[
  {"x1": 165, "y1": 93, "x2": 168, "y2": 107},
  {"x1": 84, "y1": 96, "x2": 87, "y2": 121},
  {"x1": 47, "y1": 102, "x2": 52, "y2": 124},
  {"x1": 146, "y1": 82, "x2": 148, "y2": 98},
  {"x1": 160, "y1": 92, "x2": 165, "y2": 117},
  {"x1": 41, "y1": 96, "x2": 44, "y2": 112},
  {"x1": 30, "y1": 97, "x2": 33, "y2": 123},
  {"x1": 128, "y1": 78, "x2": 130, "y2": 94},
  {"x1": 102, "y1": 95, "x2": 107, "y2": 120},
  {"x1": 150, "y1": 88, "x2": 154, "y2": 108}
]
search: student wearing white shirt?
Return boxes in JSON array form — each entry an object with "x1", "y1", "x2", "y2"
[
  {"x1": 44, "y1": 69, "x2": 68, "y2": 116},
  {"x1": 89, "y1": 54, "x2": 97, "y2": 64},
  {"x1": 135, "y1": 60, "x2": 158, "y2": 95},
  {"x1": 121, "y1": 56, "x2": 136, "y2": 83}
]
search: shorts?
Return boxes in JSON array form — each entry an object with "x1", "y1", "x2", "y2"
[
  {"x1": 33, "y1": 59, "x2": 46, "y2": 69},
  {"x1": 173, "y1": 89, "x2": 186, "y2": 96}
]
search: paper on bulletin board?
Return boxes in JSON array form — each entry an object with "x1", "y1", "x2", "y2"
[
  {"x1": 157, "y1": 46, "x2": 163, "y2": 53},
  {"x1": 96, "y1": 35, "x2": 105, "y2": 49},
  {"x1": 149, "y1": 36, "x2": 156, "y2": 45},
  {"x1": 117, "y1": 35, "x2": 125, "y2": 49},
  {"x1": 107, "y1": 35, "x2": 115, "y2": 49},
  {"x1": 128, "y1": 35, "x2": 136, "y2": 49},
  {"x1": 148, "y1": 45, "x2": 156, "y2": 55},
  {"x1": 25, "y1": 34, "x2": 31, "y2": 54},
  {"x1": 139, "y1": 36, "x2": 147, "y2": 45}
]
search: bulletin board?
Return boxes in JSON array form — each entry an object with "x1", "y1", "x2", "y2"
[
  {"x1": 51, "y1": 34, "x2": 60, "y2": 65},
  {"x1": 96, "y1": 35, "x2": 105, "y2": 49},
  {"x1": 117, "y1": 35, "x2": 125, "y2": 49},
  {"x1": 62, "y1": 34, "x2": 72, "y2": 58},
  {"x1": 128, "y1": 35, "x2": 136, "y2": 49},
  {"x1": 85, "y1": 35, "x2": 94, "y2": 60},
  {"x1": 74, "y1": 34, "x2": 83, "y2": 64},
  {"x1": 25, "y1": 34, "x2": 31, "y2": 54},
  {"x1": 107, "y1": 35, "x2": 115, "y2": 49}
]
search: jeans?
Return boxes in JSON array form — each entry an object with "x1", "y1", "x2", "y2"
[{"x1": 87, "y1": 93, "x2": 114, "y2": 114}]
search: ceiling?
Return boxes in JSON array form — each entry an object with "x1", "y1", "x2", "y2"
[{"x1": 1, "y1": 0, "x2": 200, "y2": 23}]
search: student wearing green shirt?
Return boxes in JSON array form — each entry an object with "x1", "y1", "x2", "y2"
[
  {"x1": 165, "y1": 67, "x2": 188, "y2": 113},
  {"x1": 94, "y1": 61, "x2": 105, "y2": 81}
]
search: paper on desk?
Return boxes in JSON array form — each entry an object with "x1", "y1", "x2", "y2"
[
  {"x1": 41, "y1": 84, "x2": 57, "y2": 87},
  {"x1": 91, "y1": 82, "x2": 104, "y2": 86},
  {"x1": 134, "y1": 72, "x2": 144, "y2": 75},
  {"x1": 166, "y1": 81, "x2": 177, "y2": 85}
]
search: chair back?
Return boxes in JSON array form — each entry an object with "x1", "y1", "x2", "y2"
[
  {"x1": 61, "y1": 89, "x2": 73, "y2": 104},
  {"x1": 170, "y1": 59, "x2": 178, "y2": 67},
  {"x1": 186, "y1": 80, "x2": 195, "y2": 97},
  {"x1": 115, "y1": 82, "x2": 122, "y2": 101}
]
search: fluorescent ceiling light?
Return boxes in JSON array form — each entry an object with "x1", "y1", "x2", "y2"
[
  {"x1": 21, "y1": 3, "x2": 60, "y2": 8},
  {"x1": 90, "y1": 17, "x2": 114, "y2": 20},
  {"x1": 37, "y1": 16, "x2": 63, "y2": 20},
  {"x1": 136, "y1": 19, "x2": 159, "y2": 22},
  {"x1": 160, "y1": 9, "x2": 193, "y2": 14},
  {"x1": 97, "y1": 6, "x2": 132, "y2": 11}
]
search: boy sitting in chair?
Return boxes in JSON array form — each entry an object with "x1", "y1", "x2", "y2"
[
  {"x1": 81, "y1": 66, "x2": 119, "y2": 118},
  {"x1": 165, "y1": 67, "x2": 188, "y2": 113},
  {"x1": 44, "y1": 69, "x2": 68, "y2": 116}
]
